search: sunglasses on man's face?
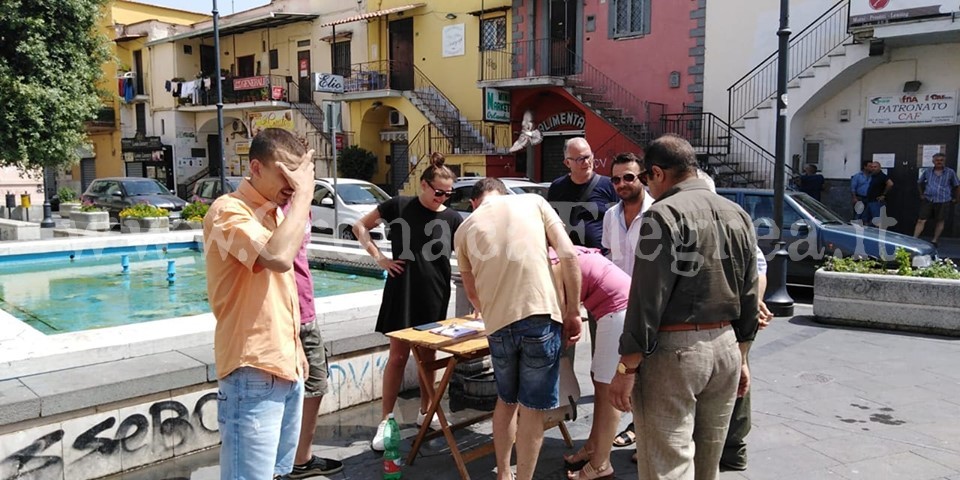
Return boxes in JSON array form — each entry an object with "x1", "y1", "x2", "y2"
[
  {"x1": 565, "y1": 154, "x2": 593, "y2": 164},
  {"x1": 427, "y1": 181, "x2": 454, "y2": 197},
  {"x1": 611, "y1": 172, "x2": 649, "y2": 186}
]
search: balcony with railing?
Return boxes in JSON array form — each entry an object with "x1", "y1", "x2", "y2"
[
  {"x1": 175, "y1": 75, "x2": 295, "y2": 111},
  {"x1": 85, "y1": 105, "x2": 116, "y2": 133},
  {"x1": 479, "y1": 38, "x2": 577, "y2": 87}
]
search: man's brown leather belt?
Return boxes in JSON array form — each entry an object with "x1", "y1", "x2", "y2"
[{"x1": 659, "y1": 321, "x2": 731, "y2": 332}]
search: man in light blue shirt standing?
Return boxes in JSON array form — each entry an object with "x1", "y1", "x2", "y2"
[
  {"x1": 913, "y1": 153, "x2": 960, "y2": 246},
  {"x1": 850, "y1": 161, "x2": 872, "y2": 224}
]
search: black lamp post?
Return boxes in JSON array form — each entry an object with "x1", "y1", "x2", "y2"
[
  {"x1": 213, "y1": 0, "x2": 227, "y2": 194},
  {"x1": 40, "y1": 166, "x2": 56, "y2": 228},
  {"x1": 766, "y1": 0, "x2": 795, "y2": 317}
]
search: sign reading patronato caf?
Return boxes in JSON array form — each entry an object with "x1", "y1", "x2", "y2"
[
  {"x1": 484, "y1": 88, "x2": 510, "y2": 123},
  {"x1": 849, "y1": 0, "x2": 959, "y2": 27},
  {"x1": 866, "y1": 92, "x2": 958, "y2": 127}
]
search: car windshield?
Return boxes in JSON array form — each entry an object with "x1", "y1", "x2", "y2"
[
  {"x1": 124, "y1": 180, "x2": 171, "y2": 196},
  {"x1": 337, "y1": 183, "x2": 390, "y2": 205},
  {"x1": 790, "y1": 192, "x2": 846, "y2": 224},
  {"x1": 510, "y1": 185, "x2": 548, "y2": 198}
]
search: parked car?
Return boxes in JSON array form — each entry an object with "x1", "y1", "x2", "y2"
[
  {"x1": 717, "y1": 188, "x2": 936, "y2": 285},
  {"x1": 81, "y1": 177, "x2": 187, "y2": 220},
  {"x1": 311, "y1": 178, "x2": 391, "y2": 240},
  {"x1": 190, "y1": 176, "x2": 244, "y2": 204},
  {"x1": 446, "y1": 177, "x2": 549, "y2": 218}
]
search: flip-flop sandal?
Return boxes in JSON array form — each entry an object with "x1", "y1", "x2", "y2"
[{"x1": 612, "y1": 429, "x2": 636, "y2": 447}]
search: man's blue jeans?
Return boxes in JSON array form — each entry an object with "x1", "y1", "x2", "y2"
[{"x1": 218, "y1": 367, "x2": 304, "y2": 479}]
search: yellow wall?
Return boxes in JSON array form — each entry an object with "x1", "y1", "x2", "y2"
[
  {"x1": 113, "y1": 0, "x2": 208, "y2": 25},
  {"x1": 366, "y1": 0, "x2": 511, "y2": 121}
]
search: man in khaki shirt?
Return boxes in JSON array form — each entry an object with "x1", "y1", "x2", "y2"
[
  {"x1": 455, "y1": 178, "x2": 582, "y2": 480},
  {"x1": 204, "y1": 128, "x2": 314, "y2": 480},
  {"x1": 609, "y1": 135, "x2": 760, "y2": 480}
]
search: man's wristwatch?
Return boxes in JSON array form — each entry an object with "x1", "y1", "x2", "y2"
[{"x1": 616, "y1": 362, "x2": 638, "y2": 375}]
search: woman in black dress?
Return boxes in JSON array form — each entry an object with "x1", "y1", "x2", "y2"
[{"x1": 353, "y1": 152, "x2": 462, "y2": 451}]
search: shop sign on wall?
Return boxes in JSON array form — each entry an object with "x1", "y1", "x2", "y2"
[
  {"x1": 849, "y1": 0, "x2": 959, "y2": 27},
  {"x1": 484, "y1": 88, "x2": 511, "y2": 123},
  {"x1": 865, "y1": 92, "x2": 958, "y2": 127},
  {"x1": 249, "y1": 110, "x2": 295, "y2": 136},
  {"x1": 537, "y1": 111, "x2": 586, "y2": 132},
  {"x1": 442, "y1": 24, "x2": 465, "y2": 57}
]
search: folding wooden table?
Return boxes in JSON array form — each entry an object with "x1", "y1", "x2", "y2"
[{"x1": 387, "y1": 317, "x2": 573, "y2": 480}]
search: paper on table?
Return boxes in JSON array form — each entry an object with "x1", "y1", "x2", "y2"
[
  {"x1": 431, "y1": 325, "x2": 478, "y2": 338},
  {"x1": 461, "y1": 320, "x2": 485, "y2": 331}
]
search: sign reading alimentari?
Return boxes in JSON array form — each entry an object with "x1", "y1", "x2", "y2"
[
  {"x1": 849, "y1": 0, "x2": 959, "y2": 27},
  {"x1": 866, "y1": 92, "x2": 958, "y2": 127}
]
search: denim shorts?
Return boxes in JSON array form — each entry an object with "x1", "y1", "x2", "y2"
[
  {"x1": 217, "y1": 367, "x2": 304, "y2": 479},
  {"x1": 487, "y1": 315, "x2": 562, "y2": 410},
  {"x1": 300, "y1": 319, "x2": 329, "y2": 397}
]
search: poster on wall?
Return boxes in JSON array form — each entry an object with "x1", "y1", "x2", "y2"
[
  {"x1": 849, "y1": 0, "x2": 960, "y2": 27},
  {"x1": 442, "y1": 24, "x2": 465, "y2": 57},
  {"x1": 865, "y1": 92, "x2": 958, "y2": 127},
  {"x1": 249, "y1": 111, "x2": 295, "y2": 137},
  {"x1": 872, "y1": 153, "x2": 896, "y2": 168},
  {"x1": 920, "y1": 144, "x2": 946, "y2": 167}
]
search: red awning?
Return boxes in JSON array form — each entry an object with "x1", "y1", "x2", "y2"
[{"x1": 319, "y1": 3, "x2": 425, "y2": 27}]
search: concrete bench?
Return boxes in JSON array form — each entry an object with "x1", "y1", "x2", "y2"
[{"x1": 0, "y1": 218, "x2": 40, "y2": 241}]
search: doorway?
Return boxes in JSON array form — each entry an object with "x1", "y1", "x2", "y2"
[
  {"x1": 541, "y1": 134, "x2": 576, "y2": 183},
  {"x1": 549, "y1": 0, "x2": 578, "y2": 76},
  {"x1": 390, "y1": 142, "x2": 410, "y2": 194},
  {"x1": 861, "y1": 125, "x2": 960, "y2": 237},
  {"x1": 297, "y1": 50, "x2": 311, "y2": 103},
  {"x1": 207, "y1": 135, "x2": 222, "y2": 179},
  {"x1": 389, "y1": 18, "x2": 414, "y2": 91}
]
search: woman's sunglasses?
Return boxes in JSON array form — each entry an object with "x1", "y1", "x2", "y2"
[
  {"x1": 611, "y1": 172, "x2": 649, "y2": 186},
  {"x1": 427, "y1": 181, "x2": 454, "y2": 197}
]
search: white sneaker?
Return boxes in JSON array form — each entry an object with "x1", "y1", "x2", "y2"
[
  {"x1": 371, "y1": 419, "x2": 387, "y2": 452},
  {"x1": 417, "y1": 409, "x2": 442, "y2": 430}
]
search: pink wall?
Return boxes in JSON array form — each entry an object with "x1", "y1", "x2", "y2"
[{"x1": 582, "y1": 1, "x2": 696, "y2": 113}]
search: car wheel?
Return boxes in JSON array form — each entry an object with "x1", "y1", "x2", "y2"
[{"x1": 341, "y1": 226, "x2": 356, "y2": 240}]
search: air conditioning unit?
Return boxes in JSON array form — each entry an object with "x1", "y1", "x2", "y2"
[{"x1": 389, "y1": 111, "x2": 407, "y2": 127}]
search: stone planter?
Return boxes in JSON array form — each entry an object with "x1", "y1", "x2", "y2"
[
  {"x1": 813, "y1": 269, "x2": 960, "y2": 337},
  {"x1": 59, "y1": 202, "x2": 81, "y2": 216},
  {"x1": 176, "y1": 219, "x2": 203, "y2": 231},
  {"x1": 69, "y1": 210, "x2": 109, "y2": 231},
  {"x1": 120, "y1": 216, "x2": 169, "y2": 234}
]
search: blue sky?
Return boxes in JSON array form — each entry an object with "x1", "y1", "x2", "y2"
[{"x1": 140, "y1": 0, "x2": 271, "y2": 15}]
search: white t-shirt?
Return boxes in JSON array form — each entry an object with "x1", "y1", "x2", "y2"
[{"x1": 601, "y1": 194, "x2": 654, "y2": 275}]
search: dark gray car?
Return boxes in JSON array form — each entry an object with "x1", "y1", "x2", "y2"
[
  {"x1": 81, "y1": 177, "x2": 187, "y2": 220},
  {"x1": 718, "y1": 188, "x2": 937, "y2": 285}
]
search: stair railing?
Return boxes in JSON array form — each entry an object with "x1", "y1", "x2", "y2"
[
  {"x1": 394, "y1": 124, "x2": 454, "y2": 194},
  {"x1": 661, "y1": 112, "x2": 795, "y2": 189},
  {"x1": 727, "y1": 0, "x2": 851, "y2": 125}
]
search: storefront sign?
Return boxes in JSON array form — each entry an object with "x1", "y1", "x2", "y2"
[
  {"x1": 249, "y1": 110, "x2": 295, "y2": 137},
  {"x1": 314, "y1": 73, "x2": 344, "y2": 93},
  {"x1": 849, "y1": 0, "x2": 958, "y2": 27},
  {"x1": 233, "y1": 76, "x2": 268, "y2": 91},
  {"x1": 235, "y1": 142, "x2": 250, "y2": 156},
  {"x1": 442, "y1": 24, "x2": 465, "y2": 57},
  {"x1": 484, "y1": 88, "x2": 511, "y2": 123},
  {"x1": 865, "y1": 92, "x2": 958, "y2": 126},
  {"x1": 121, "y1": 135, "x2": 163, "y2": 151},
  {"x1": 537, "y1": 111, "x2": 586, "y2": 132}
]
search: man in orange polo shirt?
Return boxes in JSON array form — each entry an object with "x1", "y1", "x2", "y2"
[{"x1": 204, "y1": 128, "x2": 315, "y2": 480}]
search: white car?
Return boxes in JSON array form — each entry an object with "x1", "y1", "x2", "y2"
[
  {"x1": 311, "y1": 178, "x2": 390, "y2": 240},
  {"x1": 446, "y1": 177, "x2": 549, "y2": 218}
]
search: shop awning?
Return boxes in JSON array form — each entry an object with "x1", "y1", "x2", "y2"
[
  {"x1": 319, "y1": 3, "x2": 425, "y2": 27},
  {"x1": 147, "y1": 12, "x2": 320, "y2": 45}
]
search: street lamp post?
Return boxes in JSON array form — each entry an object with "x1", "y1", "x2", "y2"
[
  {"x1": 767, "y1": 0, "x2": 795, "y2": 317},
  {"x1": 213, "y1": 0, "x2": 227, "y2": 194},
  {"x1": 40, "y1": 166, "x2": 55, "y2": 228}
]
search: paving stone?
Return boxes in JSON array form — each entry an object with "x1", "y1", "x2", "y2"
[
  {"x1": 833, "y1": 451, "x2": 955, "y2": 480},
  {"x1": 806, "y1": 433, "x2": 915, "y2": 464}
]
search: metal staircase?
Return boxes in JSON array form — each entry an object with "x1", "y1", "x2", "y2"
[
  {"x1": 661, "y1": 112, "x2": 790, "y2": 188},
  {"x1": 406, "y1": 64, "x2": 499, "y2": 154}
]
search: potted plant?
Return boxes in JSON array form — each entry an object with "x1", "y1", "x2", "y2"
[
  {"x1": 58, "y1": 187, "x2": 81, "y2": 215},
  {"x1": 119, "y1": 203, "x2": 170, "y2": 233},
  {"x1": 178, "y1": 202, "x2": 209, "y2": 230},
  {"x1": 70, "y1": 203, "x2": 110, "y2": 231}
]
